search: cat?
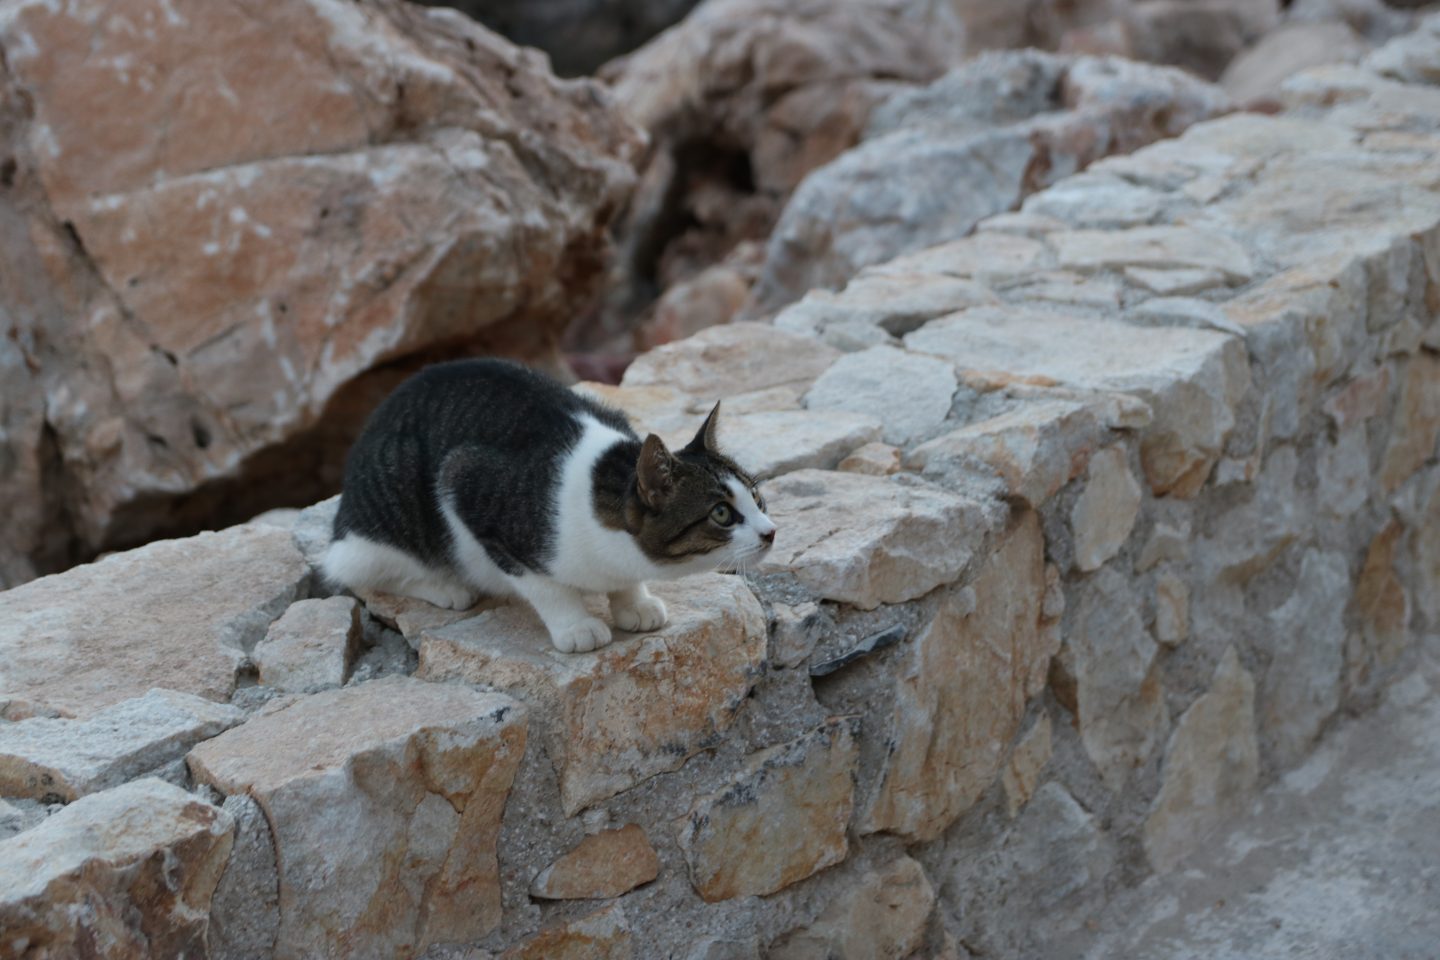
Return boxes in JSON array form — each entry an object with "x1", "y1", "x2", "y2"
[{"x1": 322, "y1": 358, "x2": 776, "y2": 653}]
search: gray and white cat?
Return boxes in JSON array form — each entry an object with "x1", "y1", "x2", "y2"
[{"x1": 322, "y1": 359, "x2": 776, "y2": 653}]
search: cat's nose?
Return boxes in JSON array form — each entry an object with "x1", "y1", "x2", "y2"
[{"x1": 760, "y1": 527, "x2": 776, "y2": 546}]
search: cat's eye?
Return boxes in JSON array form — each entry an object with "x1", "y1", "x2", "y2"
[{"x1": 710, "y1": 503, "x2": 736, "y2": 527}]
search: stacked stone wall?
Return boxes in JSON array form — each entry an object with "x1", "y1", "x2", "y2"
[{"x1": 3, "y1": 18, "x2": 1440, "y2": 959}]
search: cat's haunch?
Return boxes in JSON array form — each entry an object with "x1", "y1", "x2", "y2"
[{"x1": 322, "y1": 359, "x2": 776, "y2": 653}]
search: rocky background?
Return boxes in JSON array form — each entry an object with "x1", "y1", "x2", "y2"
[{"x1": 3, "y1": 1, "x2": 1440, "y2": 958}]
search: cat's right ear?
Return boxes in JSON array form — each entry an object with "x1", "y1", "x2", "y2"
[{"x1": 636, "y1": 434, "x2": 675, "y2": 510}]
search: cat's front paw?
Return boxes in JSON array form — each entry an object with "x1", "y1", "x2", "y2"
[
  {"x1": 552, "y1": 617, "x2": 613, "y2": 654},
  {"x1": 411, "y1": 582, "x2": 478, "y2": 610},
  {"x1": 612, "y1": 595, "x2": 668, "y2": 633}
]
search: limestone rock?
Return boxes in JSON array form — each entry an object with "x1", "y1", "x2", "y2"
[
  {"x1": 1144, "y1": 647, "x2": 1260, "y2": 872},
  {"x1": 1347, "y1": 521, "x2": 1411, "y2": 694},
  {"x1": 770, "y1": 601, "x2": 827, "y2": 670},
  {"x1": 0, "y1": 524, "x2": 308, "y2": 719},
  {"x1": 678, "y1": 718, "x2": 859, "y2": 902},
  {"x1": 500, "y1": 903, "x2": 633, "y2": 960},
  {"x1": 1125, "y1": 266, "x2": 1229, "y2": 296},
  {"x1": 906, "y1": 306, "x2": 1249, "y2": 497},
  {"x1": 531, "y1": 824, "x2": 660, "y2": 901},
  {"x1": 907, "y1": 396, "x2": 1150, "y2": 508},
  {"x1": 1053, "y1": 225, "x2": 1256, "y2": 283},
  {"x1": 773, "y1": 272, "x2": 998, "y2": 343},
  {"x1": 360, "y1": 591, "x2": 500, "y2": 650},
  {"x1": 759, "y1": 470, "x2": 1001, "y2": 611},
  {"x1": 253, "y1": 596, "x2": 362, "y2": 693},
  {"x1": 837, "y1": 442, "x2": 902, "y2": 476},
  {"x1": 209, "y1": 793, "x2": 280, "y2": 960},
  {"x1": 0, "y1": 689, "x2": 243, "y2": 802},
  {"x1": 1003, "y1": 714, "x2": 1054, "y2": 818},
  {"x1": 754, "y1": 51, "x2": 1229, "y2": 308},
  {"x1": 946, "y1": 782, "x2": 1115, "y2": 955},
  {"x1": 188, "y1": 677, "x2": 527, "y2": 958},
  {"x1": 1071, "y1": 445, "x2": 1143, "y2": 571},
  {"x1": 1263, "y1": 551, "x2": 1348, "y2": 768},
  {"x1": 803, "y1": 346, "x2": 958, "y2": 445},
  {"x1": 620, "y1": 323, "x2": 840, "y2": 401},
  {"x1": 1126, "y1": 0, "x2": 1281, "y2": 79},
  {"x1": 1067, "y1": 567, "x2": 1168, "y2": 791},
  {"x1": 865, "y1": 512, "x2": 1055, "y2": 840},
  {"x1": 697, "y1": 409, "x2": 883, "y2": 480},
  {"x1": 1222, "y1": 22, "x2": 1372, "y2": 103},
  {"x1": 1381, "y1": 353, "x2": 1440, "y2": 492},
  {"x1": 0, "y1": 778, "x2": 233, "y2": 958},
  {"x1": 417, "y1": 576, "x2": 765, "y2": 814},
  {"x1": 0, "y1": 0, "x2": 641, "y2": 581},
  {"x1": 767, "y1": 857, "x2": 935, "y2": 960},
  {"x1": 1153, "y1": 573, "x2": 1190, "y2": 648}
]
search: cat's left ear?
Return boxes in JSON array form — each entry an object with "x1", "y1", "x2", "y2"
[
  {"x1": 636, "y1": 433, "x2": 676, "y2": 509},
  {"x1": 685, "y1": 401, "x2": 722, "y2": 454}
]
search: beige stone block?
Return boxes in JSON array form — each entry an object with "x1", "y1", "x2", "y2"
[
  {"x1": 0, "y1": 524, "x2": 308, "y2": 719},
  {"x1": 865, "y1": 511, "x2": 1054, "y2": 840},
  {"x1": 1154, "y1": 573, "x2": 1190, "y2": 648},
  {"x1": 417, "y1": 575, "x2": 765, "y2": 814},
  {"x1": 531, "y1": 825, "x2": 660, "y2": 901},
  {"x1": 1381, "y1": 353, "x2": 1440, "y2": 492},
  {"x1": 254, "y1": 596, "x2": 362, "y2": 692},
  {"x1": 768, "y1": 857, "x2": 935, "y2": 960},
  {"x1": 500, "y1": 904, "x2": 633, "y2": 960},
  {"x1": 1144, "y1": 648, "x2": 1259, "y2": 872},
  {"x1": 0, "y1": 778, "x2": 233, "y2": 958},
  {"x1": 188, "y1": 677, "x2": 527, "y2": 958},
  {"x1": 836, "y1": 441, "x2": 902, "y2": 476},
  {"x1": 1003, "y1": 714, "x2": 1054, "y2": 818},
  {"x1": 760, "y1": 470, "x2": 999, "y2": 611},
  {"x1": 678, "y1": 718, "x2": 859, "y2": 902},
  {"x1": 1071, "y1": 444, "x2": 1143, "y2": 571},
  {"x1": 621, "y1": 322, "x2": 840, "y2": 400},
  {"x1": 0, "y1": 689, "x2": 242, "y2": 802}
]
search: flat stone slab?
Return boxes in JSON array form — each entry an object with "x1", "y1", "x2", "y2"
[
  {"x1": 188, "y1": 676, "x2": 527, "y2": 959},
  {"x1": 759, "y1": 469, "x2": 1001, "y2": 610},
  {"x1": 0, "y1": 524, "x2": 309, "y2": 719},
  {"x1": 804, "y1": 345, "x2": 958, "y2": 445},
  {"x1": 253, "y1": 596, "x2": 362, "y2": 692},
  {"x1": 0, "y1": 778, "x2": 233, "y2": 958},
  {"x1": 621, "y1": 322, "x2": 841, "y2": 399},
  {"x1": 530, "y1": 824, "x2": 660, "y2": 901},
  {"x1": 682, "y1": 408, "x2": 884, "y2": 480},
  {"x1": 906, "y1": 306, "x2": 1249, "y2": 497},
  {"x1": 417, "y1": 575, "x2": 766, "y2": 815},
  {"x1": 0, "y1": 688, "x2": 243, "y2": 801},
  {"x1": 678, "y1": 717, "x2": 860, "y2": 902}
]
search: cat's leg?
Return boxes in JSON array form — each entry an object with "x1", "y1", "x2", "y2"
[
  {"x1": 512, "y1": 576, "x2": 613, "y2": 653},
  {"x1": 323, "y1": 535, "x2": 476, "y2": 610},
  {"x1": 608, "y1": 582, "x2": 668, "y2": 633}
]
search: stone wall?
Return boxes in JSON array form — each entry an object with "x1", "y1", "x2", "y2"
[{"x1": 3, "y1": 17, "x2": 1440, "y2": 960}]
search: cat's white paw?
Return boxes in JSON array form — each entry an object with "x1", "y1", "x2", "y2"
[
  {"x1": 409, "y1": 582, "x2": 477, "y2": 610},
  {"x1": 612, "y1": 595, "x2": 668, "y2": 633},
  {"x1": 552, "y1": 617, "x2": 613, "y2": 654}
]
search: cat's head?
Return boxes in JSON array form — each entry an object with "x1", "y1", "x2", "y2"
[{"x1": 629, "y1": 403, "x2": 776, "y2": 575}]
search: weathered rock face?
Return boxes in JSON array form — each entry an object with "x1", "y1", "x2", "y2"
[
  {"x1": 589, "y1": 0, "x2": 966, "y2": 344},
  {"x1": 253, "y1": 595, "x2": 363, "y2": 693},
  {"x1": 417, "y1": 575, "x2": 765, "y2": 814},
  {"x1": 421, "y1": 0, "x2": 702, "y2": 76},
  {"x1": 501, "y1": 903, "x2": 634, "y2": 960},
  {"x1": 0, "y1": 0, "x2": 641, "y2": 587},
  {"x1": 0, "y1": 689, "x2": 243, "y2": 802},
  {"x1": 678, "y1": 717, "x2": 859, "y2": 901},
  {"x1": 531, "y1": 824, "x2": 660, "y2": 901},
  {"x1": 752, "y1": 50, "x2": 1231, "y2": 310},
  {"x1": 0, "y1": 524, "x2": 308, "y2": 719},
  {"x1": 864, "y1": 511, "x2": 1055, "y2": 841},
  {"x1": 768, "y1": 856, "x2": 935, "y2": 960},
  {"x1": 1144, "y1": 647, "x2": 1259, "y2": 871},
  {"x1": 188, "y1": 677, "x2": 528, "y2": 959},
  {"x1": 0, "y1": 778, "x2": 234, "y2": 958}
]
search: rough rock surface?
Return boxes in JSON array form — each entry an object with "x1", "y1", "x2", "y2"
[
  {"x1": 753, "y1": 51, "x2": 1231, "y2": 309},
  {"x1": 0, "y1": 689, "x2": 242, "y2": 802},
  {"x1": 417, "y1": 575, "x2": 765, "y2": 814},
  {"x1": 760, "y1": 470, "x2": 1002, "y2": 610},
  {"x1": 188, "y1": 677, "x2": 528, "y2": 959},
  {"x1": 0, "y1": 524, "x2": 308, "y2": 719},
  {"x1": 530, "y1": 824, "x2": 660, "y2": 901},
  {"x1": 500, "y1": 903, "x2": 634, "y2": 960},
  {"x1": 678, "y1": 718, "x2": 859, "y2": 901},
  {"x1": 0, "y1": 778, "x2": 234, "y2": 958},
  {"x1": 0, "y1": 0, "x2": 641, "y2": 586},
  {"x1": 767, "y1": 857, "x2": 935, "y2": 960},
  {"x1": 864, "y1": 512, "x2": 1055, "y2": 840},
  {"x1": 253, "y1": 595, "x2": 362, "y2": 693},
  {"x1": 1144, "y1": 647, "x2": 1260, "y2": 871}
]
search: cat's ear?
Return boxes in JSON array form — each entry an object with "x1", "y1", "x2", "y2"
[
  {"x1": 685, "y1": 401, "x2": 722, "y2": 454},
  {"x1": 636, "y1": 433, "x2": 676, "y2": 509}
]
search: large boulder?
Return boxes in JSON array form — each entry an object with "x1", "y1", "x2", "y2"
[
  {"x1": 0, "y1": 0, "x2": 641, "y2": 588},
  {"x1": 752, "y1": 51, "x2": 1231, "y2": 310},
  {"x1": 586, "y1": 0, "x2": 966, "y2": 345}
]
